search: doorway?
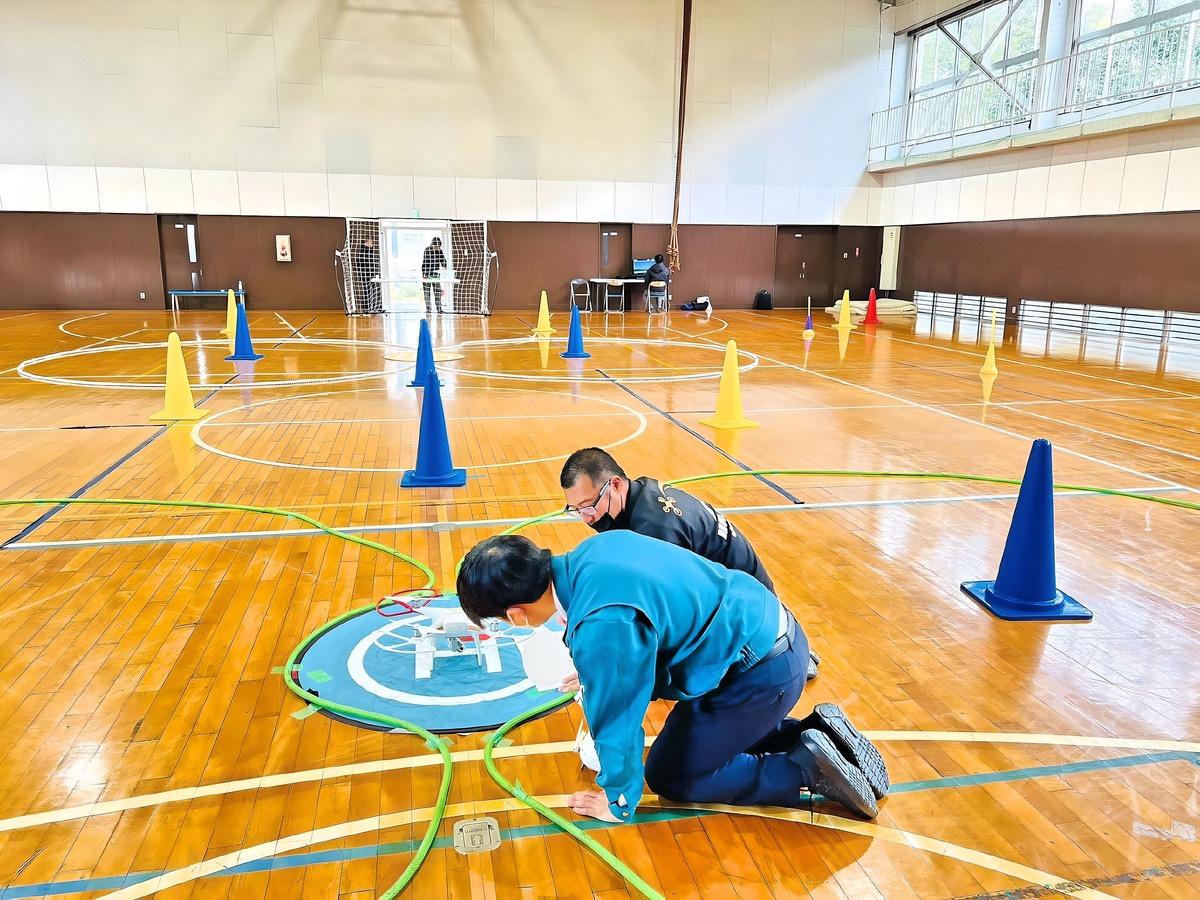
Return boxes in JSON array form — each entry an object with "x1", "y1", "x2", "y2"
[
  {"x1": 774, "y1": 226, "x2": 835, "y2": 310},
  {"x1": 379, "y1": 220, "x2": 454, "y2": 314},
  {"x1": 158, "y1": 215, "x2": 204, "y2": 308}
]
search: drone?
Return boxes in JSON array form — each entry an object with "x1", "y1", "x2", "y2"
[{"x1": 373, "y1": 601, "x2": 507, "y2": 680}]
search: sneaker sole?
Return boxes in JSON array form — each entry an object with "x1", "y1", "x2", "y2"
[
  {"x1": 800, "y1": 730, "x2": 877, "y2": 819},
  {"x1": 813, "y1": 703, "x2": 889, "y2": 799}
]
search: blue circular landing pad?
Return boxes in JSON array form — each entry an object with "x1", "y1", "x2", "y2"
[{"x1": 294, "y1": 593, "x2": 572, "y2": 733}]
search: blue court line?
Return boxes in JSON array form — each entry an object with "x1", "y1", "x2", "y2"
[
  {"x1": 6, "y1": 751, "x2": 1195, "y2": 898},
  {"x1": 2, "y1": 374, "x2": 233, "y2": 548},
  {"x1": 1, "y1": 315, "x2": 309, "y2": 549},
  {"x1": 597, "y1": 370, "x2": 805, "y2": 505}
]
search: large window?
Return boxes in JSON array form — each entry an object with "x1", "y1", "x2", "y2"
[
  {"x1": 912, "y1": 0, "x2": 1046, "y2": 101},
  {"x1": 908, "y1": 0, "x2": 1047, "y2": 139},
  {"x1": 1073, "y1": 0, "x2": 1200, "y2": 104}
]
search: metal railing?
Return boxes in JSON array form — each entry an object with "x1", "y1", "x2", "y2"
[{"x1": 871, "y1": 14, "x2": 1200, "y2": 160}]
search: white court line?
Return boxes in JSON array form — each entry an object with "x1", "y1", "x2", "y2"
[
  {"x1": 843, "y1": 323, "x2": 1197, "y2": 397},
  {"x1": 667, "y1": 323, "x2": 1198, "y2": 498},
  {"x1": 763, "y1": 349, "x2": 1199, "y2": 496},
  {"x1": 1003, "y1": 404, "x2": 1200, "y2": 464},
  {"x1": 276, "y1": 313, "x2": 307, "y2": 339},
  {"x1": 6, "y1": 485, "x2": 1184, "y2": 552},
  {"x1": 190, "y1": 384, "x2": 648, "y2": 474}
]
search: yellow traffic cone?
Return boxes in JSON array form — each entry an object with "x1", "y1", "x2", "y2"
[
  {"x1": 980, "y1": 312, "x2": 999, "y2": 403},
  {"x1": 532, "y1": 290, "x2": 557, "y2": 336},
  {"x1": 700, "y1": 340, "x2": 757, "y2": 430},
  {"x1": 832, "y1": 289, "x2": 858, "y2": 361},
  {"x1": 150, "y1": 332, "x2": 209, "y2": 422},
  {"x1": 220, "y1": 289, "x2": 237, "y2": 337}
]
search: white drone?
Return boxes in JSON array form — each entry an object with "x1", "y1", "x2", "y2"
[{"x1": 374, "y1": 603, "x2": 505, "y2": 680}]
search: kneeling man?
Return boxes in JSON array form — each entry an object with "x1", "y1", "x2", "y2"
[{"x1": 456, "y1": 531, "x2": 888, "y2": 822}]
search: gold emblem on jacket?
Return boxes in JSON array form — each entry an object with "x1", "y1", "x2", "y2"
[{"x1": 658, "y1": 495, "x2": 683, "y2": 516}]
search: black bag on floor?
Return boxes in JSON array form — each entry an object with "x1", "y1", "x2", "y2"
[{"x1": 753, "y1": 290, "x2": 773, "y2": 310}]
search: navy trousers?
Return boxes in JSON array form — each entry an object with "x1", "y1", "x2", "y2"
[{"x1": 643, "y1": 627, "x2": 810, "y2": 808}]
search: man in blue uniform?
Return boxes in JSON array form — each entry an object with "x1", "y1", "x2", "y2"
[
  {"x1": 456, "y1": 531, "x2": 888, "y2": 823},
  {"x1": 560, "y1": 448, "x2": 820, "y2": 681}
]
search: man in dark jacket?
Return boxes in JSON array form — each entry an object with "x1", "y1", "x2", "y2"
[
  {"x1": 421, "y1": 236, "x2": 447, "y2": 315},
  {"x1": 560, "y1": 447, "x2": 819, "y2": 681}
]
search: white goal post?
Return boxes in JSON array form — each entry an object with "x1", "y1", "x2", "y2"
[{"x1": 336, "y1": 218, "x2": 492, "y2": 317}]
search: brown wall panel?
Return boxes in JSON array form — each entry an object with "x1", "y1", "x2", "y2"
[
  {"x1": 897, "y1": 212, "x2": 1200, "y2": 313},
  {"x1": 834, "y1": 226, "x2": 883, "y2": 300},
  {"x1": 0, "y1": 212, "x2": 163, "y2": 310},
  {"x1": 632, "y1": 225, "x2": 777, "y2": 308},
  {"x1": 489, "y1": 222, "x2": 599, "y2": 312},
  {"x1": 197, "y1": 216, "x2": 345, "y2": 310}
]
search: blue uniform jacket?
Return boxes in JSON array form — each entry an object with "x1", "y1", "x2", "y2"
[{"x1": 551, "y1": 530, "x2": 782, "y2": 820}]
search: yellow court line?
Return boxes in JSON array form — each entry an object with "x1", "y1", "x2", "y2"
[
  {"x1": 692, "y1": 803, "x2": 1118, "y2": 900},
  {"x1": 3, "y1": 731, "x2": 1197, "y2": 837},
  {"x1": 100, "y1": 794, "x2": 1116, "y2": 900}
]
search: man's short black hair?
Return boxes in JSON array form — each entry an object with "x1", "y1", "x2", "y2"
[
  {"x1": 559, "y1": 447, "x2": 627, "y2": 490},
  {"x1": 654, "y1": 253, "x2": 664, "y2": 264},
  {"x1": 457, "y1": 535, "x2": 552, "y2": 625}
]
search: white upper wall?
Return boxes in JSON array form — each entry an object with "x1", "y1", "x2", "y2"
[{"x1": 0, "y1": 0, "x2": 888, "y2": 224}]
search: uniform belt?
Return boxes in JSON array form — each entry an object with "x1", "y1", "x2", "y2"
[{"x1": 732, "y1": 606, "x2": 797, "y2": 675}]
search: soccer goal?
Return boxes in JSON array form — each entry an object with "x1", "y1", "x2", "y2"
[{"x1": 337, "y1": 218, "x2": 492, "y2": 316}]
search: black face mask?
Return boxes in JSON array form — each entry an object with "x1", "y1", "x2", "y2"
[{"x1": 588, "y1": 512, "x2": 617, "y2": 532}]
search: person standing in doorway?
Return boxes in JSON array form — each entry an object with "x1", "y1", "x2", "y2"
[{"x1": 421, "y1": 236, "x2": 447, "y2": 316}]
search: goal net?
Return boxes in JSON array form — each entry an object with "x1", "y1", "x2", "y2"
[{"x1": 337, "y1": 218, "x2": 491, "y2": 316}]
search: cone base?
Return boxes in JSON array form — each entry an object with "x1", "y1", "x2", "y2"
[
  {"x1": 532, "y1": 329, "x2": 557, "y2": 337},
  {"x1": 150, "y1": 408, "x2": 208, "y2": 423},
  {"x1": 401, "y1": 467, "x2": 467, "y2": 488},
  {"x1": 225, "y1": 352, "x2": 264, "y2": 361},
  {"x1": 219, "y1": 329, "x2": 235, "y2": 337},
  {"x1": 961, "y1": 580, "x2": 1092, "y2": 621},
  {"x1": 407, "y1": 376, "x2": 445, "y2": 388},
  {"x1": 698, "y1": 416, "x2": 758, "y2": 430},
  {"x1": 560, "y1": 351, "x2": 591, "y2": 359}
]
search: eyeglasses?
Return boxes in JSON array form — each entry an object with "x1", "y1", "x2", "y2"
[{"x1": 565, "y1": 480, "x2": 611, "y2": 518}]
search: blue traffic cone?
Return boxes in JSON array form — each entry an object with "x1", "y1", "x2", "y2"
[
  {"x1": 560, "y1": 304, "x2": 591, "y2": 360},
  {"x1": 408, "y1": 318, "x2": 443, "y2": 388},
  {"x1": 401, "y1": 372, "x2": 466, "y2": 488},
  {"x1": 961, "y1": 439, "x2": 1092, "y2": 621},
  {"x1": 225, "y1": 303, "x2": 263, "y2": 361}
]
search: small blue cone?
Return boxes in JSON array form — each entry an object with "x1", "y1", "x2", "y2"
[
  {"x1": 401, "y1": 371, "x2": 466, "y2": 488},
  {"x1": 961, "y1": 439, "x2": 1092, "y2": 621},
  {"x1": 225, "y1": 303, "x2": 263, "y2": 361},
  {"x1": 408, "y1": 319, "x2": 443, "y2": 388},
  {"x1": 560, "y1": 304, "x2": 591, "y2": 360}
]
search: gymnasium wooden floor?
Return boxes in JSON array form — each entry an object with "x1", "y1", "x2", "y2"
[{"x1": 0, "y1": 305, "x2": 1197, "y2": 899}]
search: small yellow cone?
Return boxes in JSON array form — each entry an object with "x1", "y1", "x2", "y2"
[
  {"x1": 832, "y1": 289, "x2": 857, "y2": 361},
  {"x1": 150, "y1": 332, "x2": 208, "y2": 422},
  {"x1": 220, "y1": 289, "x2": 237, "y2": 337},
  {"x1": 532, "y1": 290, "x2": 557, "y2": 336},
  {"x1": 980, "y1": 342, "x2": 999, "y2": 403},
  {"x1": 835, "y1": 289, "x2": 857, "y2": 332},
  {"x1": 699, "y1": 340, "x2": 757, "y2": 430},
  {"x1": 801, "y1": 328, "x2": 815, "y2": 341},
  {"x1": 979, "y1": 311, "x2": 999, "y2": 403}
]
